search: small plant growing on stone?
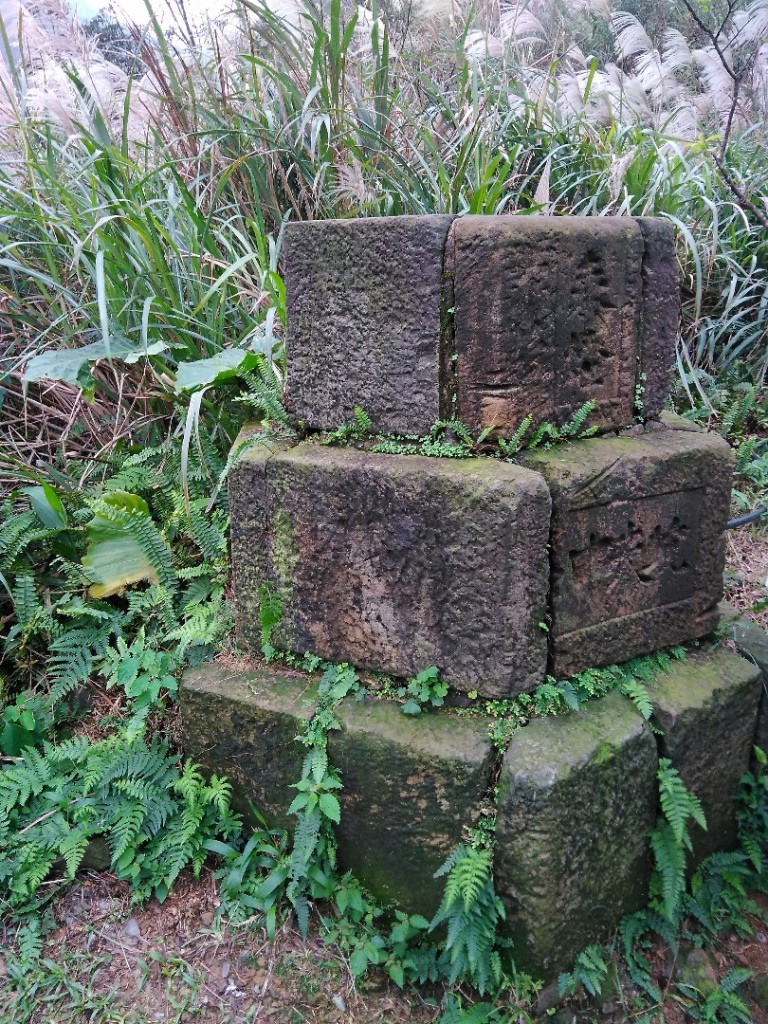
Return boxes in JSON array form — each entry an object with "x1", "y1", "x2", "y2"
[
  {"x1": 400, "y1": 666, "x2": 448, "y2": 715},
  {"x1": 634, "y1": 371, "x2": 648, "y2": 421},
  {"x1": 323, "y1": 406, "x2": 372, "y2": 445},
  {"x1": 258, "y1": 583, "x2": 283, "y2": 660},
  {"x1": 430, "y1": 821, "x2": 508, "y2": 995},
  {"x1": 651, "y1": 758, "x2": 708, "y2": 924},
  {"x1": 558, "y1": 944, "x2": 609, "y2": 998}
]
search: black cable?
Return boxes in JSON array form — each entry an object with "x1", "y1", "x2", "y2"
[{"x1": 726, "y1": 506, "x2": 767, "y2": 529}]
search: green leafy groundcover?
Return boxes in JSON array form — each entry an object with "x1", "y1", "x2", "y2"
[
  {"x1": 3, "y1": 647, "x2": 768, "y2": 1023},
  {"x1": 0, "y1": 733, "x2": 240, "y2": 908}
]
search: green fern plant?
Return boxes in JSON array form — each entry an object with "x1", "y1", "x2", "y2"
[
  {"x1": 676, "y1": 966, "x2": 753, "y2": 1024},
  {"x1": 496, "y1": 415, "x2": 534, "y2": 456},
  {"x1": 323, "y1": 406, "x2": 372, "y2": 445},
  {"x1": 558, "y1": 944, "x2": 609, "y2": 998},
  {"x1": 430, "y1": 826, "x2": 508, "y2": 995},
  {"x1": 650, "y1": 758, "x2": 707, "y2": 924},
  {"x1": 0, "y1": 733, "x2": 241, "y2": 912}
]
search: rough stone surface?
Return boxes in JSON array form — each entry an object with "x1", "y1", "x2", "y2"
[
  {"x1": 494, "y1": 692, "x2": 657, "y2": 979},
  {"x1": 231, "y1": 441, "x2": 551, "y2": 698},
  {"x1": 180, "y1": 663, "x2": 317, "y2": 829},
  {"x1": 650, "y1": 648, "x2": 762, "y2": 861},
  {"x1": 450, "y1": 216, "x2": 676, "y2": 435},
  {"x1": 283, "y1": 216, "x2": 455, "y2": 435},
  {"x1": 328, "y1": 698, "x2": 495, "y2": 916},
  {"x1": 636, "y1": 218, "x2": 678, "y2": 420},
  {"x1": 519, "y1": 425, "x2": 733, "y2": 677},
  {"x1": 728, "y1": 616, "x2": 768, "y2": 756},
  {"x1": 676, "y1": 948, "x2": 719, "y2": 996}
]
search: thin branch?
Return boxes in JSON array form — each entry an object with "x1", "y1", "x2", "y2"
[
  {"x1": 677, "y1": 0, "x2": 738, "y2": 81},
  {"x1": 720, "y1": 75, "x2": 741, "y2": 159},
  {"x1": 713, "y1": 153, "x2": 768, "y2": 231}
]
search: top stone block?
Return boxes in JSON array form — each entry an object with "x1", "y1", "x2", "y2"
[
  {"x1": 283, "y1": 215, "x2": 678, "y2": 437},
  {"x1": 450, "y1": 216, "x2": 677, "y2": 433},
  {"x1": 283, "y1": 215, "x2": 455, "y2": 436}
]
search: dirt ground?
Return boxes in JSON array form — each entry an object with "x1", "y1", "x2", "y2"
[
  {"x1": 5, "y1": 870, "x2": 768, "y2": 1024},
  {"x1": 3, "y1": 522, "x2": 768, "y2": 1024}
]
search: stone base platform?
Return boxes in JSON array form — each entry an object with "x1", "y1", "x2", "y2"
[{"x1": 182, "y1": 638, "x2": 764, "y2": 980}]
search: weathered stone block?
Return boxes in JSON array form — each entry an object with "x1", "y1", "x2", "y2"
[
  {"x1": 636, "y1": 218, "x2": 679, "y2": 419},
  {"x1": 494, "y1": 692, "x2": 657, "y2": 979},
  {"x1": 283, "y1": 215, "x2": 677, "y2": 438},
  {"x1": 181, "y1": 663, "x2": 317, "y2": 829},
  {"x1": 728, "y1": 617, "x2": 768, "y2": 755},
  {"x1": 283, "y1": 215, "x2": 455, "y2": 435},
  {"x1": 520, "y1": 425, "x2": 733, "y2": 677},
  {"x1": 449, "y1": 215, "x2": 676, "y2": 435},
  {"x1": 649, "y1": 649, "x2": 762, "y2": 861},
  {"x1": 231, "y1": 441, "x2": 551, "y2": 698},
  {"x1": 328, "y1": 698, "x2": 495, "y2": 916}
]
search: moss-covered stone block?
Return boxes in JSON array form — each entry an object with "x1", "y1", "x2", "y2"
[
  {"x1": 520, "y1": 425, "x2": 733, "y2": 676},
  {"x1": 283, "y1": 215, "x2": 456, "y2": 435},
  {"x1": 494, "y1": 692, "x2": 657, "y2": 979},
  {"x1": 327, "y1": 698, "x2": 495, "y2": 917},
  {"x1": 649, "y1": 648, "x2": 762, "y2": 860},
  {"x1": 230, "y1": 441, "x2": 551, "y2": 698},
  {"x1": 180, "y1": 663, "x2": 317, "y2": 829},
  {"x1": 450, "y1": 215, "x2": 676, "y2": 435},
  {"x1": 727, "y1": 617, "x2": 768, "y2": 756}
]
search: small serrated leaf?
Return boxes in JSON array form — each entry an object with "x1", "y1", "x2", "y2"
[{"x1": 319, "y1": 793, "x2": 340, "y2": 823}]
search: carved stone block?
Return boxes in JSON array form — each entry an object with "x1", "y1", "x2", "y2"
[
  {"x1": 283, "y1": 215, "x2": 455, "y2": 435},
  {"x1": 495, "y1": 691, "x2": 657, "y2": 978},
  {"x1": 329, "y1": 696, "x2": 495, "y2": 916},
  {"x1": 520, "y1": 425, "x2": 733, "y2": 676},
  {"x1": 649, "y1": 648, "x2": 761, "y2": 863},
  {"x1": 283, "y1": 215, "x2": 678, "y2": 438},
  {"x1": 449, "y1": 215, "x2": 676, "y2": 435},
  {"x1": 181, "y1": 664, "x2": 317, "y2": 830}
]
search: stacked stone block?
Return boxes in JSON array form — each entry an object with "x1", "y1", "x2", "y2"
[
  {"x1": 231, "y1": 442, "x2": 551, "y2": 698},
  {"x1": 284, "y1": 214, "x2": 677, "y2": 436},
  {"x1": 520, "y1": 425, "x2": 732, "y2": 677},
  {"x1": 236, "y1": 213, "x2": 733, "y2": 691},
  {"x1": 182, "y1": 213, "x2": 748, "y2": 980}
]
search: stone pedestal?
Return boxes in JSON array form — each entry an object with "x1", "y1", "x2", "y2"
[{"x1": 189, "y1": 214, "x2": 746, "y2": 982}]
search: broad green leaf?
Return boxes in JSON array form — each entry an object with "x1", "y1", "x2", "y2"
[
  {"x1": 174, "y1": 349, "x2": 260, "y2": 393},
  {"x1": 410, "y1": 914, "x2": 430, "y2": 930},
  {"x1": 387, "y1": 962, "x2": 405, "y2": 988},
  {"x1": 25, "y1": 338, "x2": 167, "y2": 385},
  {"x1": 82, "y1": 492, "x2": 163, "y2": 599},
  {"x1": 24, "y1": 484, "x2": 67, "y2": 528},
  {"x1": 349, "y1": 947, "x2": 369, "y2": 977},
  {"x1": 401, "y1": 699, "x2": 422, "y2": 716}
]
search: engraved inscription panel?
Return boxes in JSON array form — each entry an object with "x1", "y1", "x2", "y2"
[
  {"x1": 452, "y1": 217, "x2": 643, "y2": 434},
  {"x1": 553, "y1": 489, "x2": 702, "y2": 636}
]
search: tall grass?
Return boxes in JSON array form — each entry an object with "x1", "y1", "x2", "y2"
[{"x1": 0, "y1": 0, "x2": 766, "y2": 487}]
